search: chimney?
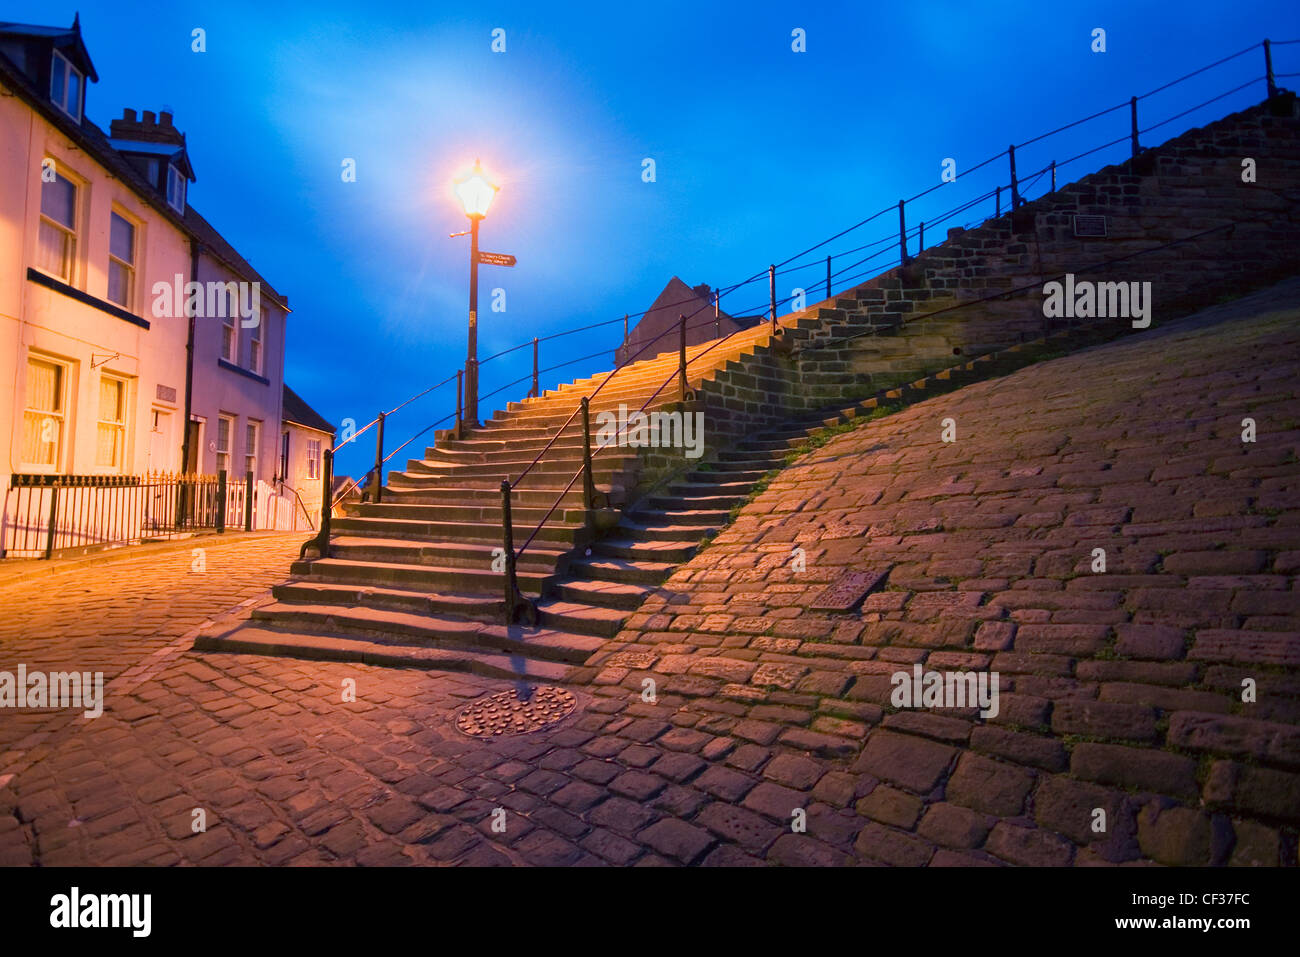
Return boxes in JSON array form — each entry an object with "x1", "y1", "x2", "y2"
[
  {"x1": 109, "y1": 107, "x2": 185, "y2": 146},
  {"x1": 693, "y1": 283, "x2": 712, "y2": 300}
]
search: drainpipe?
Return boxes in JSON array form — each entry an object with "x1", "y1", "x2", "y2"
[{"x1": 180, "y1": 240, "x2": 200, "y2": 474}]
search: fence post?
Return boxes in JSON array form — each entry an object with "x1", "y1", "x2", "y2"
[
  {"x1": 768, "y1": 264, "x2": 777, "y2": 332},
  {"x1": 1008, "y1": 144, "x2": 1020, "y2": 208},
  {"x1": 455, "y1": 368, "x2": 464, "y2": 440},
  {"x1": 44, "y1": 480, "x2": 59, "y2": 559},
  {"x1": 1051, "y1": 160, "x2": 1057, "y2": 192},
  {"x1": 897, "y1": 200, "x2": 908, "y2": 264},
  {"x1": 530, "y1": 337, "x2": 540, "y2": 398},
  {"x1": 580, "y1": 396, "x2": 596, "y2": 514},
  {"x1": 678, "y1": 314, "x2": 688, "y2": 401},
  {"x1": 244, "y1": 469, "x2": 254, "y2": 531},
  {"x1": 500, "y1": 480, "x2": 518, "y2": 623},
  {"x1": 1265, "y1": 39, "x2": 1277, "y2": 98},
  {"x1": 216, "y1": 469, "x2": 227, "y2": 533},
  {"x1": 372, "y1": 410, "x2": 385, "y2": 504},
  {"x1": 1130, "y1": 96, "x2": 1140, "y2": 157}
]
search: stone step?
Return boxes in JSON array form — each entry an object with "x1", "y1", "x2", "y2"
[
  {"x1": 195, "y1": 625, "x2": 574, "y2": 682},
  {"x1": 628, "y1": 506, "x2": 731, "y2": 527},
  {"x1": 534, "y1": 599, "x2": 627, "y2": 638},
  {"x1": 684, "y1": 467, "x2": 768, "y2": 484},
  {"x1": 591, "y1": 537, "x2": 698, "y2": 563},
  {"x1": 331, "y1": 515, "x2": 584, "y2": 546},
  {"x1": 272, "y1": 579, "x2": 507, "y2": 622},
  {"x1": 615, "y1": 519, "x2": 722, "y2": 542},
  {"x1": 380, "y1": 484, "x2": 620, "y2": 507},
  {"x1": 351, "y1": 501, "x2": 592, "y2": 525},
  {"x1": 324, "y1": 535, "x2": 567, "y2": 571},
  {"x1": 650, "y1": 491, "x2": 747, "y2": 511},
  {"x1": 550, "y1": 577, "x2": 655, "y2": 611},
  {"x1": 290, "y1": 557, "x2": 553, "y2": 595},
  {"x1": 249, "y1": 602, "x2": 604, "y2": 665},
  {"x1": 568, "y1": 555, "x2": 675, "y2": 585}
]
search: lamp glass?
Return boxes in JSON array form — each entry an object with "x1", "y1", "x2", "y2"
[{"x1": 454, "y1": 163, "x2": 498, "y2": 219}]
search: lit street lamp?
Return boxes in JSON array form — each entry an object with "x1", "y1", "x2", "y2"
[{"x1": 452, "y1": 159, "x2": 499, "y2": 432}]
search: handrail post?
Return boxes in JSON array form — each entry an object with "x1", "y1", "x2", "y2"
[
  {"x1": 455, "y1": 368, "x2": 464, "y2": 440},
  {"x1": 244, "y1": 469, "x2": 254, "y2": 531},
  {"x1": 1008, "y1": 144, "x2": 1020, "y2": 208},
  {"x1": 1130, "y1": 95, "x2": 1140, "y2": 157},
  {"x1": 768, "y1": 264, "x2": 777, "y2": 332},
  {"x1": 500, "y1": 480, "x2": 518, "y2": 623},
  {"x1": 1265, "y1": 39, "x2": 1277, "y2": 98},
  {"x1": 318, "y1": 449, "x2": 333, "y2": 558},
  {"x1": 372, "y1": 410, "x2": 385, "y2": 504},
  {"x1": 530, "y1": 337, "x2": 539, "y2": 398},
  {"x1": 678, "y1": 313, "x2": 688, "y2": 400},
  {"x1": 216, "y1": 469, "x2": 227, "y2": 534},
  {"x1": 580, "y1": 396, "x2": 596, "y2": 513},
  {"x1": 897, "y1": 200, "x2": 908, "y2": 264}
]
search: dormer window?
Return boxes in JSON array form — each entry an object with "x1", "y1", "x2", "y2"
[
  {"x1": 166, "y1": 164, "x2": 186, "y2": 213},
  {"x1": 50, "y1": 50, "x2": 83, "y2": 121}
]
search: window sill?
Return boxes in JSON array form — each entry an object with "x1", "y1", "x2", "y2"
[
  {"x1": 26, "y1": 268, "x2": 150, "y2": 329},
  {"x1": 217, "y1": 358, "x2": 270, "y2": 385}
]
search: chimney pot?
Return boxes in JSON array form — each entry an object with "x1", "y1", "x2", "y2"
[
  {"x1": 160, "y1": 111, "x2": 174, "y2": 127},
  {"x1": 123, "y1": 108, "x2": 137, "y2": 121},
  {"x1": 143, "y1": 110, "x2": 156, "y2": 125}
]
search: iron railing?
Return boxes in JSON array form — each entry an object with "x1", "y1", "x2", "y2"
[
  {"x1": 1, "y1": 471, "x2": 250, "y2": 559},
  {"x1": 302, "y1": 39, "x2": 1299, "y2": 607}
]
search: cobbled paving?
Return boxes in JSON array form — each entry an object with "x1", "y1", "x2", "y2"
[{"x1": 1, "y1": 281, "x2": 1298, "y2": 866}]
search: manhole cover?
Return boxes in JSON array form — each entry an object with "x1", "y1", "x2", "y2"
[{"x1": 455, "y1": 686, "x2": 577, "y2": 737}]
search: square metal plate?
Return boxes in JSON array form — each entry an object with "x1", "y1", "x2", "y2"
[{"x1": 809, "y1": 569, "x2": 889, "y2": 612}]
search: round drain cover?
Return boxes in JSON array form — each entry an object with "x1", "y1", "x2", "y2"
[{"x1": 456, "y1": 685, "x2": 577, "y2": 737}]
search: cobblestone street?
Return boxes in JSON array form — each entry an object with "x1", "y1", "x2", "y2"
[{"x1": 1, "y1": 284, "x2": 1299, "y2": 866}]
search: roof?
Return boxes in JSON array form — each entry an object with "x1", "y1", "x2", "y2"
[
  {"x1": 282, "y1": 385, "x2": 335, "y2": 435},
  {"x1": 0, "y1": 16, "x2": 98, "y2": 81},
  {"x1": 0, "y1": 20, "x2": 287, "y2": 310},
  {"x1": 646, "y1": 277, "x2": 763, "y2": 331},
  {"x1": 185, "y1": 207, "x2": 287, "y2": 309}
]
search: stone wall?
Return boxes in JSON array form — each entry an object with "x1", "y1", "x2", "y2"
[{"x1": 628, "y1": 93, "x2": 1300, "y2": 497}]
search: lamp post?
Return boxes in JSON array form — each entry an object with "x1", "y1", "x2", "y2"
[{"x1": 452, "y1": 159, "x2": 499, "y2": 430}]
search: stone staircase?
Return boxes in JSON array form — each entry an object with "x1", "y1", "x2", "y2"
[
  {"x1": 194, "y1": 94, "x2": 1300, "y2": 679},
  {"x1": 195, "y1": 307, "x2": 1131, "y2": 678}
]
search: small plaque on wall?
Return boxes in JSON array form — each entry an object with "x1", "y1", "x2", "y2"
[
  {"x1": 156, "y1": 384, "x2": 177, "y2": 403},
  {"x1": 1073, "y1": 214, "x2": 1107, "y2": 237}
]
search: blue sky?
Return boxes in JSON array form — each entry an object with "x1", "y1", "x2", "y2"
[{"x1": 22, "y1": 0, "x2": 1300, "y2": 478}]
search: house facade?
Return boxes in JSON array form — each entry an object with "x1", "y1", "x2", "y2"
[{"x1": 0, "y1": 16, "x2": 332, "y2": 550}]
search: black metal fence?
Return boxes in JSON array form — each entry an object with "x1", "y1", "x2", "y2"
[{"x1": 1, "y1": 471, "x2": 254, "y2": 559}]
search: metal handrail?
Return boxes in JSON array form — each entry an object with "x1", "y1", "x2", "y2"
[{"x1": 305, "y1": 42, "x2": 1295, "y2": 580}]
